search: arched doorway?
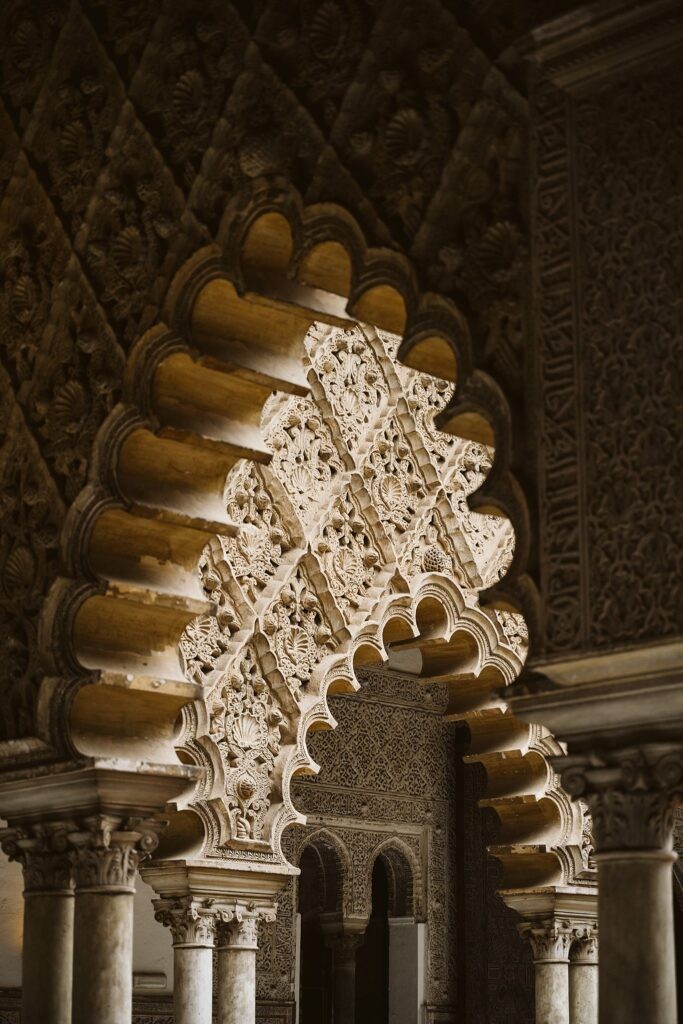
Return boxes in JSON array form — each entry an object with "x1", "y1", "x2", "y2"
[
  {"x1": 297, "y1": 837, "x2": 346, "y2": 1024},
  {"x1": 356, "y1": 845, "x2": 421, "y2": 1024},
  {"x1": 356, "y1": 857, "x2": 390, "y2": 1024}
]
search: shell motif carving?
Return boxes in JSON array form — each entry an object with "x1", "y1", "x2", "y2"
[{"x1": 209, "y1": 645, "x2": 287, "y2": 843}]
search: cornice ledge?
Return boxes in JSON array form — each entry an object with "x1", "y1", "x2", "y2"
[{"x1": 528, "y1": 0, "x2": 683, "y2": 91}]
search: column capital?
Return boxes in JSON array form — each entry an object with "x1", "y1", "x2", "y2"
[
  {"x1": 570, "y1": 924, "x2": 598, "y2": 964},
  {"x1": 0, "y1": 821, "x2": 75, "y2": 895},
  {"x1": 215, "y1": 901, "x2": 277, "y2": 950},
  {"x1": 154, "y1": 896, "x2": 217, "y2": 947},
  {"x1": 68, "y1": 814, "x2": 164, "y2": 893},
  {"x1": 560, "y1": 743, "x2": 683, "y2": 852},
  {"x1": 324, "y1": 930, "x2": 365, "y2": 963},
  {"x1": 518, "y1": 918, "x2": 574, "y2": 963}
]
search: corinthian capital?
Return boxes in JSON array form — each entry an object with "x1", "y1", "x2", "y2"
[
  {"x1": 68, "y1": 815, "x2": 163, "y2": 893},
  {"x1": 0, "y1": 822, "x2": 75, "y2": 894},
  {"x1": 571, "y1": 924, "x2": 598, "y2": 964},
  {"x1": 215, "y1": 901, "x2": 277, "y2": 950},
  {"x1": 154, "y1": 897, "x2": 216, "y2": 947},
  {"x1": 560, "y1": 743, "x2": 683, "y2": 853},
  {"x1": 518, "y1": 919, "x2": 573, "y2": 962}
]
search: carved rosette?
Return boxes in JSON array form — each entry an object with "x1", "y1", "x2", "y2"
[
  {"x1": 154, "y1": 896, "x2": 216, "y2": 947},
  {"x1": 518, "y1": 919, "x2": 573, "y2": 963},
  {"x1": 0, "y1": 822, "x2": 74, "y2": 894},
  {"x1": 561, "y1": 744, "x2": 683, "y2": 853},
  {"x1": 67, "y1": 815, "x2": 163, "y2": 893}
]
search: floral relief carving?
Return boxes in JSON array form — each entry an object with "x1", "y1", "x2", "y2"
[
  {"x1": 306, "y1": 324, "x2": 389, "y2": 453},
  {"x1": 22, "y1": 5, "x2": 125, "y2": 233},
  {"x1": 129, "y1": 0, "x2": 248, "y2": 196},
  {"x1": 179, "y1": 616, "x2": 235, "y2": 687},
  {"x1": 363, "y1": 417, "x2": 427, "y2": 539},
  {"x1": 493, "y1": 610, "x2": 529, "y2": 656},
  {"x1": 264, "y1": 395, "x2": 345, "y2": 526},
  {"x1": 262, "y1": 562, "x2": 339, "y2": 701},
  {"x1": 403, "y1": 373, "x2": 456, "y2": 472},
  {"x1": 315, "y1": 481, "x2": 389, "y2": 617},
  {"x1": 209, "y1": 644, "x2": 287, "y2": 844},
  {"x1": 400, "y1": 500, "x2": 477, "y2": 587},
  {"x1": 221, "y1": 463, "x2": 294, "y2": 603}
]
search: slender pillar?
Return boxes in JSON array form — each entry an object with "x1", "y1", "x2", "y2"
[
  {"x1": 570, "y1": 926, "x2": 598, "y2": 1024},
  {"x1": 324, "y1": 930, "x2": 365, "y2": 1024},
  {"x1": 69, "y1": 815, "x2": 161, "y2": 1024},
  {"x1": 1, "y1": 824, "x2": 75, "y2": 1024},
  {"x1": 562, "y1": 744, "x2": 682, "y2": 1024},
  {"x1": 155, "y1": 897, "x2": 215, "y2": 1024},
  {"x1": 519, "y1": 919, "x2": 572, "y2": 1024},
  {"x1": 216, "y1": 905, "x2": 276, "y2": 1024}
]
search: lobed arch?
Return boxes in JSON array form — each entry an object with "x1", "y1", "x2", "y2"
[{"x1": 35, "y1": 182, "x2": 588, "y2": 906}]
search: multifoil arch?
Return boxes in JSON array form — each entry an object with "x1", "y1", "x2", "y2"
[{"x1": 41, "y1": 183, "x2": 589, "y2": 895}]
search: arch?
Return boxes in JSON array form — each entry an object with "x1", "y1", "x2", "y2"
[
  {"x1": 370, "y1": 838, "x2": 422, "y2": 922},
  {"x1": 296, "y1": 828, "x2": 352, "y2": 918},
  {"x1": 36, "y1": 182, "x2": 585, "y2": 906}
]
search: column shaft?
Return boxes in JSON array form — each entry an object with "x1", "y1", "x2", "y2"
[
  {"x1": 217, "y1": 945, "x2": 257, "y2": 1024},
  {"x1": 535, "y1": 962, "x2": 570, "y2": 1024},
  {"x1": 72, "y1": 890, "x2": 134, "y2": 1024},
  {"x1": 174, "y1": 944, "x2": 213, "y2": 1024},
  {"x1": 570, "y1": 962, "x2": 598, "y2": 1024},
  {"x1": 597, "y1": 850, "x2": 677, "y2": 1024},
  {"x1": 22, "y1": 891, "x2": 74, "y2": 1024},
  {"x1": 333, "y1": 956, "x2": 357, "y2": 1024}
]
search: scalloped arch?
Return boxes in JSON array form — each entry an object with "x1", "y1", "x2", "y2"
[{"x1": 47, "y1": 181, "x2": 584, "y2": 906}]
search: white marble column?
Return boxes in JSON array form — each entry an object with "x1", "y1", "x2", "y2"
[
  {"x1": 325, "y1": 930, "x2": 365, "y2": 1024},
  {"x1": 69, "y1": 815, "x2": 161, "y2": 1024},
  {"x1": 569, "y1": 926, "x2": 598, "y2": 1024},
  {"x1": 1, "y1": 824, "x2": 74, "y2": 1024},
  {"x1": 216, "y1": 906, "x2": 275, "y2": 1024},
  {"x1": 155, "y1": 896, "x2": 215, "y2": 1024},
  {"x1": 562, "y1": 744, "x2": 682, "y2": 1024},
  {"x1": 519, "y1": 919, "x2": 573, "y2": 1024}
]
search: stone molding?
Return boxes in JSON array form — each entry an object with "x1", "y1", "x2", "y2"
[
  {"x1": 560, "y1": 744, "x2": 683, "y2": 852},
  {"x1": 530, "y1": 0, "x2": 683, "y2": 93}
]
